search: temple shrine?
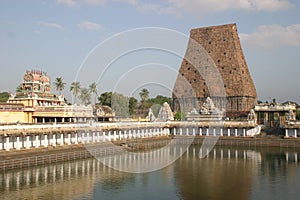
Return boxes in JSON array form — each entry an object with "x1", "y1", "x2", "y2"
[{"x1": 0, "y1": 69, "x2": 94, "y2": 123}]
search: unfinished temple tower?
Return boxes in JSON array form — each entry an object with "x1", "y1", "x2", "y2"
[{"x1": 172, "y1": 23, "x2": 257, "y2": 117}]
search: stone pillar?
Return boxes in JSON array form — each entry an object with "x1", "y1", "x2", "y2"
[
  {"x1": 79, "y1": 132, "x2": 83, "y2": 144},
  {"x1": 103, "y1": 131, "x2": 106, "y2": 142},
  {"x1": 294, "y1": 129, "x2": 297, "y2": 138},
  {"x1": 89, "y1": 131, "x2": 93, "y2": 143},
  {"x1": 193, "y1": 128, "x2": 196, "y2": 136},
  {"x1": 83, "y1": 132, "x2": 87, "y2": 143},
  {"x1": 60, "y1": 133, "x2": 64, "y2": 146},
  {"x1": 124, "y1": 130, "x2": 127, "y2": 139},
  {"x1": 164, "y1": 128, "x2": 168, "y2": 136},
  {"x1": 243, "y1": 128, "x2": 246, "y2": 137},
  {"x1": 34, "y1": 135, "x2": 39, "y2": 148},
  {"x1": 180, "y1": 128, "x2": 183, "y2": 136},
  {"x1": 220, "y1": 128, "x2": 223, "y2": 136},
  {"x1": 235, "y1": 128, "x2": 238, "y2": 137},
  {"x1": 119, "y1": 130, "x2": 122, "y2": 140},
  {"x1": 97, "y1": 132, "x2": 100, "y2": 142},
  {"x1": 92, "y1": 132, "x2": 96, "y2": 143},
  {"x1": 75, "y1": 132, "x2": 78, "y2": 144},
  {"x1": 113, "y1": 131, "x2": 117, "y2": 141},
  {"x1": 0, "y1": 136, "x2": 5, "y2": 150},
  {"x1": 213, "y1": 128, "x2": 216, "y2": 136},
  {"x1": 186, "y1": 128, "x2": 189, "y2": 136},
  {"x1": 44, "y1": 134, "x2": 48, "y2": 147},
  {"x1": 67, "y1": 133, "x2": 71, "y2": 145},
  {"x1": 107, "y1": 131, "x2": 111, "y2": 141},
  {"x1": 199, "y1": 128, "x2": 202, "y2": 136},
  {"x1": 285, "y1": 129, "x2": 289, "y2": 137},
  {"x1": 88, "y1": 132, "x2": 92, "y2": 143},
  {"x1": 16, "y1": 136, "x2": 21, "y2": 150},
  {"x1": 52, "y1": 134, "x2": 56, "y2": 147},
  {"x1": 5, "y1": 136, "x2": 10, "y2": 151},
  {"x1": 26, "y1": 136, "x2": 31, "y2": 149},
  {"x1": 206, "y1": 128, "x2": 209, "y2": 136},
  {"x1": 173, "y1": 128, "x2": 176, "y2": 136},
  {"x1": 228, "y1": 128, "x2": 230, "y2": 136}
]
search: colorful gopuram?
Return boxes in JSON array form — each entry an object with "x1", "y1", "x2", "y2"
[{"x1": 0, "y1": 69, "x2": 93, "y2": 123}]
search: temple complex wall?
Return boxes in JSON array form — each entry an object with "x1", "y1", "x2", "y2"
[{"x1": 0, "y1": 111, "x2": 26, "y2": 123}]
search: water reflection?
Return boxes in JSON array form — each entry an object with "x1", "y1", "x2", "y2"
[{"x1": 0, "y1": 146, "x2": 300, "y2": 200}]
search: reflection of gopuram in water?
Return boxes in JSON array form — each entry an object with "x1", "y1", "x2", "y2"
[
  {"x1": 0, "y1": 146, "x2": 299, "y2": 200},
  {"x1": 175, "y1": 146, "x2": 299, "y2": 200}
]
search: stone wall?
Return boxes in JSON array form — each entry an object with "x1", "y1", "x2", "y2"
[{"x1": 173, "y1": 24, "x2": 257, "y2": 116}]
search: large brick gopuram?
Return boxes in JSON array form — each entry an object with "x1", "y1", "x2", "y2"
[{"x1": 172, "y1": 23, "x2": 257, "y2": 117}]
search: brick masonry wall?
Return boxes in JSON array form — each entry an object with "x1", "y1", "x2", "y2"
[{"x1": 173, "y1": 24, "x2": 257, "y2": 115}]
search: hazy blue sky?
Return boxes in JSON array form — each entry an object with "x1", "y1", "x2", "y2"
[{"x1": 0, "y1": 0, "x2": 299, "y2": 103}]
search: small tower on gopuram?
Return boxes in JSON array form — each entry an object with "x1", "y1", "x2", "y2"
[{"x1": 172, "y1": 23, "x2": 257, "y2": 117}]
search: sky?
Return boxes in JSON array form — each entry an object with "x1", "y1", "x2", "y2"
[{"x1": 0, "y1": 0, "x2": 299, "y2": 103}]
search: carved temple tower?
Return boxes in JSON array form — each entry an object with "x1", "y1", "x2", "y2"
[{"x1": 172, "y1": 23, "x2": 257, "y2": 117}]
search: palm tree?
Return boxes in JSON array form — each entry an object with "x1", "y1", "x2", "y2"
[
  {"x1": 79, "y1": 88, "x2": 91, "y2": 106},
  {"x1": 89, "y1": 82, "x2": 98, "y2": 104},
  {"x1": 53, "y1": 77, "x2": 66, "y2": 95},
  {"x1": 139, "y1": 88, "x2": 149, "y2": 102},
  {"x1": 70, "y1": 81, "x2": 81, "y2": 104}
]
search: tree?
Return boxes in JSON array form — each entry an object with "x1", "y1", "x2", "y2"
[
  {"x1": 129, "y1": 97, "x2": 138, "y2": 115},
  {"x1": 53, "y1": 77, "x2": 66, "y2": 95},
  {"x1": 174, "y1": 111, "x2": 186, "y2": 121},
  {"x1": 0, "y1": 92, "x2": 9, "y2": 102},
  {"x1": 297, "y1": 110, "x2": 300, "y2": 120},
  {"x1": 70, "y1": 81, "x2": 81, "y2": 104},
  {"x1": 98, "y1": 91, "x2": 131, "y2": 117},
  {"x1": 16, "y1": 84, "x2": 22, "y2": 92},
  {"x1": 139, "y1": 88, "x2": 149, "y2": 102},
  {"x1": 79, "y1": 88, "x2": 91, "y2": 106},
  {"x1": 89, "y1": 82, "x2": 98, "y2": 104},
  {"x1": 98, "y1": 92, "x2": 112, "y2": 107},
  {"x1": 111, "y1": 93, "x2": 129, "y2": 117},
  {"x1": 149, "y1": 95, "x2": 171, "y2": 105}
]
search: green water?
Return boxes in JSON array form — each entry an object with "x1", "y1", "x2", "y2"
[{"x1": 0, "y1": 146, "x2": 299, "y2": 200}]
